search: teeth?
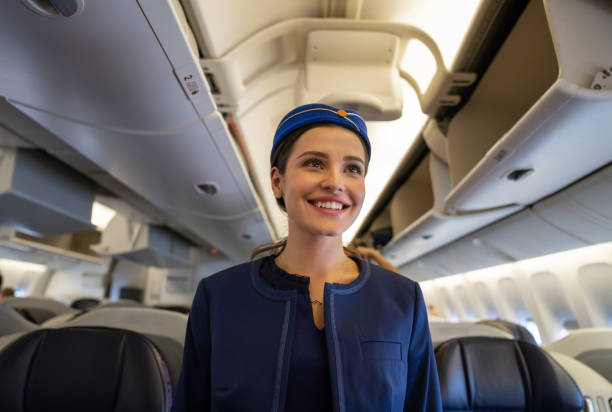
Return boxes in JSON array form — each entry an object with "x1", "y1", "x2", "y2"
[{"x1": 315, "y1": 201, "x2": 344, "y2": 210}]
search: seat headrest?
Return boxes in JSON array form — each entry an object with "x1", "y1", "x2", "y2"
[
  {"x1": 0, "y1": 327, "x2": 172, "y2": 412},
  {"x1": 435, "y1": 337, "x2": 584, "y2": 411}
]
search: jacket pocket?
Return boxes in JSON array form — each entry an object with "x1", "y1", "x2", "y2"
[{"x1": 361, "y1": 340, "x2": 402, "y2": 360}]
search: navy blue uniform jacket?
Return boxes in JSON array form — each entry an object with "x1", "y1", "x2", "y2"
[{"x1": 172, "y1": 258, "x2": 442, "y2": 411}]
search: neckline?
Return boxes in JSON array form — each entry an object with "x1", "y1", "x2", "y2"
[{"x1": 251, "y1": 256, "x2": 371, "y2": 299}]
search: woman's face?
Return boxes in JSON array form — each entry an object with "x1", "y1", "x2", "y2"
[{"x1": 271, "y1": 126, "x2": 367, "y2": 238}]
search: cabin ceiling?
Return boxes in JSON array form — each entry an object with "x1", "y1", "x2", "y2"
[{"x1": 1, "y1": 0, "x2": 610, "y2": 275}]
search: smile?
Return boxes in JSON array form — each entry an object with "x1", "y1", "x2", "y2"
[{"x1": 308, "y1": 199, "x2": 350, "y2": 215}]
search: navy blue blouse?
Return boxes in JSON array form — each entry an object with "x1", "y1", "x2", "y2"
[{"x1": 259, "y1": 256, "x2": 334, "y2": 412}]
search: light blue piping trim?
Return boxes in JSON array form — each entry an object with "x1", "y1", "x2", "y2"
[
  {"x1": 328, "y1": 259, "x2": 371, "y2": 411},
  {"x1": 271, "y1": 299, "x2": 291, "y2": 412},
  {"x1": 249, "y1": 259, "x2": 294, "y2": 412},
  {"x1": 329, "y1": 292, "x2": 345, "y2": 411}
]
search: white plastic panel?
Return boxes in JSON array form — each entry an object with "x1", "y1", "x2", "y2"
[
  {"x1": 530, "y1": 271, "x2": 578, "y2": 337},
  {"x1": 477, "y1": 209, "x2": 588, "y2": 261},
  {"x1": 577, "y1": 263, "x2": 612, "y2": 327},
  {"x1": 472, "y1": 282, "x2": 499, "y2": 319},
  {"x1": 0, "y1": 0, "x2": 214, "y2": 131},
  {"x1": 300, "y1": 30, "x2": 402, "y2": 120},
  {"x1": 533, "y1": 164, "x2": 612, "y2": 244},
  {"x1": 497, "y1": 277, "x2": 531, "y2": 323},
  {"x1": 383, "y1": 205, "x2": 520, "y2": 268},
  {"x1": 182, "y1": 0, "x2": 322, "y2": 57},
  {"x1": 547, "y1": 351, "x2": 612, "y2": 406}
]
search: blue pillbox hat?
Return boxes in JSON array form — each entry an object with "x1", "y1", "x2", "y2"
[{"x1": 271, "y1": 103, "x2": 370, "y2": 163}]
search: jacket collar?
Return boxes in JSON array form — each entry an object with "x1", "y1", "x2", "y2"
[{"x1": 250, "y1": 256, "x2": 371, "y2": 299}]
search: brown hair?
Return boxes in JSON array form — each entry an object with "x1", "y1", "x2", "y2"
[{"x1": 251, "y1": 123, "x2": 370, "y2": 260}]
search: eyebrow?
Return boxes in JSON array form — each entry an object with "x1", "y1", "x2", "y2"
[{"x1": 296, "y1": 151, "x2": 365, "y2": 165}]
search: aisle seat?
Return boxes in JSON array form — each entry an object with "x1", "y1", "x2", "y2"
[
  {"x1": 544, "y1": 328, "x2": 612, "y2": 383},
  {"x1": 429, "y1": 321, "x2": 512, "y2": 346},
  {"x1": 435, "y1": 337, "x2": 584, "y2": 411},
  {"x1": 56, "y1": 306, "x2": 187, "y2": 387},
  {"x1": 0, "y1": 327, "x2": 172, "y2": 412},
  {"x1": 478, "y1": 319, "x2": 537, "y2": 344},
  {"x1": 0, "y1": 296, "x2": 77, "y2": 324},
  {"x1": 0, "y1": 304, "x2": 38, "y2": 337}
]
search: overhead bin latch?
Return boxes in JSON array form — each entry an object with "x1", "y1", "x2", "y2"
[{"x1": 400, "y1": 69, "x2": 477, "y2": 116}]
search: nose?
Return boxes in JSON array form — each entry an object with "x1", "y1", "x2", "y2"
[{"x1": 320, "y1": 167, "x2": 345, "y2": 192}]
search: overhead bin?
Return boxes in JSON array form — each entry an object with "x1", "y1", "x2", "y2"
[
  {"x1": 0, "y1": 226, "x2": 102, "y2": 268},
  {"x1": 0, "y1": 147, "x2": 95, "y2": 236},
  {"x1": 379, "y1": 0, "x2": 612, "y2": 270},
  {"x1": 383, "y1": 143, "x2": 520, "y2": 268},
  {"x1": 533, "y1": 163, "x2": 612, "y2": 244},
  {"x1": 442, "y1": 0, "x2": 612, "y2": 212},
  {"x1": 94, "y1": 215, "x2": 193, "y2": 268}
]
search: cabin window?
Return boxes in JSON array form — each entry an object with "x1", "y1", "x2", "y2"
[
  {"x1": 473, "y1": 281, "x2": 498, "y2": 319},
  {"x1": 523, "y1": 317, "x2": 543, "y2": 345},
  {"x1": 497, "y1": 277, "x2": 530, "y2": 321},
  {"x1": 578, "y1": 263, "x2": 612, "y2": 327},
  {"x1": 531, "y1": 271, "x2": 578, "y2": 340},
  {"x1": 439, "y1": 288, "x2": 459, "y2": 322},
  {"x1": 454, "y1": 285, "x2": 476, "y2": 319}
]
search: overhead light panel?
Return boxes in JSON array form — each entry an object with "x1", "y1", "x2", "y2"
[{"x1": 91, "y1": 201, "x2": 116, "y2": 230}]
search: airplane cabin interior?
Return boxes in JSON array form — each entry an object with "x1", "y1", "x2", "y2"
[{"x1": 0, "y1": 0, "x2": 611, "y2": 410}]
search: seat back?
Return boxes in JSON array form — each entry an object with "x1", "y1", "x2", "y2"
[
  {"x1": 0, "y1": 304, "x2": 38, "y2": 337},
  {"x1": 429, "y1": 321, "x2": 512, "y2": 346},
  {"x1": 59, "y1": 306, "x2": 188, "y2": 387},
  {"x1": 544, "y1": 328, "x2": 612, "y2": 383},
  {"x1": 0, "y1": 327, "x2": 172, "y2": 412},
  {"x1": 478, "y1": 319, "x2": 537, "y2": 344},
  {"x1": 1, "y1": 296, "x2": 77, "y2": 324},
  {"x1": 435, "y1": 337, "x2": 584, "y2": 411}
]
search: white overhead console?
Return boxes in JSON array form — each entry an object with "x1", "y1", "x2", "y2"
[{"x1": 200, "y1": 18, "x2": 475, "y2": 118}]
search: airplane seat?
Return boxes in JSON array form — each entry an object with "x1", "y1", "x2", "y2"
[
  {"x1": 0, "y1": 305, "x2": 38, "y2": 337},
  {"x1": 154, "y1": 304, "x2": 190, "y2": 314},
  {"x1": 435, "y1": 336, "x2": 584, "y2": 411},
  {"x1": 478, "y1": 319, "x2": 537, "y2": 344},
  {"x1": 56, "y1": 307, "x2": 188, "y2": 387},
  {"x1": 0, "y1": 297, "x2": 77, "y2": 324},
  {"x1": 12, "y1": 306, "x2": 56, "y2": 324},
  {"x1": 0, "y1": 327, "x2": 172, "y2": 412},
  {"x1": 544, "y1": 329, "x2": 612, "y2": 384},
  {"x1": 71, "y1": 297, "x2": 100, "y2": 311},
  {"x1": 429, "y1": 321, "x2": 513, "y2": 347}
]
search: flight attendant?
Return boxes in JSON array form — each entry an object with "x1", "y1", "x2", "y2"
[{"x1": 172, "y1": 103, "x2": 442, "y2": 411}]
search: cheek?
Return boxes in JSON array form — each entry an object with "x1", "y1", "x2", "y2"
[{"x1": 349, "y1": 179, "x2": 366, "y2": 204}]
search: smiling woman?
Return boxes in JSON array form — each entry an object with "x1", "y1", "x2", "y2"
[{"x1": 172, "y1": 104, "x2": 442, "y2": 412}]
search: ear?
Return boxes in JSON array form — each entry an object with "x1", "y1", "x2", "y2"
[{"x1": 270, "y1": 166, "x2": 283, "y2": 200}]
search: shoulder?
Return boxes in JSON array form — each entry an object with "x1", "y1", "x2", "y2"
[
  {"x1": 361, "y1": 261, "x2": 424, "y2": 309},
  {"x1": 197, "y1": 260, "x2": 259, "y2": 296},
  {"x1": 366, "y1": 261, "x2": 419, "y2": 291}
]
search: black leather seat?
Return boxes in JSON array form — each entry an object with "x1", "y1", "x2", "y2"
[
  {"x1": 478, "y1": 319, "x2": 537, "y2": 344},
  {"x1": 0, "y1": 327, "x2": 172, "y2": 411},
  {"x1": 435, "y1": 337, "x2": 584, "y2": 411}
]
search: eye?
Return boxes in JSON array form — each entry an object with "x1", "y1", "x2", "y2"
[
  {"x1": 303, "y1": 158, "x2": 324, "y2": 169},
  {"x1": 345, "y1": 164, "x2": 364, "y2": 175}
]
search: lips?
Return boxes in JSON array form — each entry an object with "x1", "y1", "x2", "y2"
[{"x1": 307, "y1": 197, "x2": 351, "y2": 215}]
